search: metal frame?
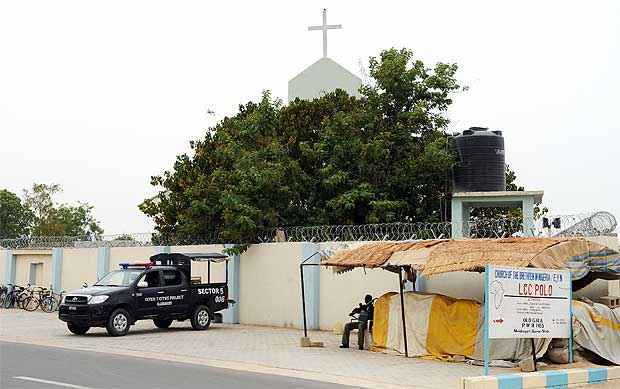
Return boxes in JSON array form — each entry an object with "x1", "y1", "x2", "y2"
[
  {"x1": 300, "y1": 255, "x2": 411, "y2": 357},
  {"x1": 149, "y1": 252, "x2": 230, "y2": 285},
  {"x1": 300, "y1": 252, "x2": 321, "y2": 338}
]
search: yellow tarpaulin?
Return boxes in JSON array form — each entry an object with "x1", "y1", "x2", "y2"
[
  {"x1": 372, "y1": 291, "x2": 549, "y2": 361},
  {"x1": 426, "y1": 295, "x2": 478, "y2": 359},
  {"x1": 371, "y1": 292, "x2": 396, "y2": 350},
  {"x1": 573, "y1": 301, "x2": 620, "y2": 364}
]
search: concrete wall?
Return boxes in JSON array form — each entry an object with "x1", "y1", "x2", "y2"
[
  {"x1": 13, "y1": 250, "x2": 53, "y2": 287},
  {"x1": 108, "y1": 247, "x2": 160, "y2": 270},
  {"x1": 62, "y1": 248, "x2": 98, "y2": 291},
  {"x1": 170, "y1": 244, "x2": 227, "y2": 283},
  {"x1": 1, "y1": 235, "x2": 619, "y2": 330},
  {"x1": 319, "y1": 266, "x2": 397, "y2": 330},
  {"x1": 238, "y1": 243, "x2": 301, "y2": 328},
  {"x1": 424, "y1": 272, "x2": 485, "y2": 302}
]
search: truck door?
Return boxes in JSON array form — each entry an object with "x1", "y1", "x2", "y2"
[
  {"x1": 161, "y1": 269, "x2": 189, "y2": 315},
  {"x1": 135, "y1": 270, "x2": 163, "y2": 317}
]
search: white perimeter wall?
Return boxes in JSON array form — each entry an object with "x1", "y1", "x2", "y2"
[
  {"x1": 1, "y1": 235, "x2": 618, "y2": 330},
  {"x1": 239, "y1": 243, "x2": 301, "y2": 328},
  {"x1": 62, "y1": 248, "x2": 98, "y2": 291}
]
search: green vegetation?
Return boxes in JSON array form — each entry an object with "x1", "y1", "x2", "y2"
[
  {"x1": 0, "y1": 183, "x2": 103, "y2": 239},
  {"x1": 141, "y1": 48, "x2": 466, "y2": 245}
]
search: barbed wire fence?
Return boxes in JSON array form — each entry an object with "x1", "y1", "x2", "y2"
[
  {"x1": 550, "y1": 211, "x2": 617, "y2": 237},
  {"x1": 1, "y1": 212, "x2": 615, "y2": 250}
]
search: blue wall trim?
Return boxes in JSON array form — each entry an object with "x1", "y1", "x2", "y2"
[
  {"x1": 222, "y1": 244, "x2": 240, "y2": 324},
  {"x1": 4, "y1": 250, "x2": 16, "y2": 285},
  {"x1": 96, "y1": 247, "x2": 110, "y2": 280},
  {"x1": 544, "y1": 371, "x2": 568, "y2": 388},
  {"x1": 301, "y1": 242, "x2": 320, "y2": 330},
  {"x1": 51, "y1": 248, "x2": 63, "y2": 292},
  {"x1": 497, "y1": 374, "x2": 522, "y2": 389},
  {"x1": 588, "y1": 368, "x2": 608, "y2": 383}
]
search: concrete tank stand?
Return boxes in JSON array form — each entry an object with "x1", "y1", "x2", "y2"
[{"x1": 451, "y1": 191, "x2": 544, "y2": 238}]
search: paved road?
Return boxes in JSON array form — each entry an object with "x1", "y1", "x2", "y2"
[{"x1": 0, "y1": 342, "x2": 357, "y2": 389}]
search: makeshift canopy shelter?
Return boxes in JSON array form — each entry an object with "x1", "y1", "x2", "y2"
[
  {"x1": 308, "y1": 237, "x2": 620, "y2": 357},
  {"x1": 322, "y1": 237, "x2": 620, "y2": 287}
]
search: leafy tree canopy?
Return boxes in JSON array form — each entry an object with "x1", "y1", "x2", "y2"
[
  {"x1": 141, "y1": 48, "x2": 468, "y2": 245},
  {"x1": 16, "y1": 183, "x2": 103, "y2": 238},
  {"x1": 0, "y1": 189, "x2": 33, "y2": 239}
]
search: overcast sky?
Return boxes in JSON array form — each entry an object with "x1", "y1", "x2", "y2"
[{"x1": 1, "y1": 1, "x2": 618, "y2": 234}]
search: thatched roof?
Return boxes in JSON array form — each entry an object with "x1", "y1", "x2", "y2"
[{"x1": 321, "y1": 237, "x2": 619, "y2": 277}]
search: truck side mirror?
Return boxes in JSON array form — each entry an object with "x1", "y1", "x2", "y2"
[{"x1": 137, "y1": 281, "x2": 148, "y2": 288}]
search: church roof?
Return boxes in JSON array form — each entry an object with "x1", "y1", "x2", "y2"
[
  {"x1": 288, "y1": 57, "x2": 362, "y2": 102},
  {"x1": 289, "y1": 57, "x2": 361, "y2": 83}
]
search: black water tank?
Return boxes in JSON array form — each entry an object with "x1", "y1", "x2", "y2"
[{"x1": 453, "y1": 127, "x2": 505, "y2": 192}]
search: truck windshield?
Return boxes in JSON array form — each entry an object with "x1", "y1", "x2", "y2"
[{"x1": 95, "y1": 270, "x2": 143, "y2": 287}]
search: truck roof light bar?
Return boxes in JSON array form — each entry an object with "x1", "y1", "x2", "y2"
[{"x1": 119, "y1": 262, "x2": 153, "y2": 269}]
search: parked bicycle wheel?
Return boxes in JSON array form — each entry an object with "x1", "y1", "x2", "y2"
[
  {"x1": 40, "y1": 296, "x2": 58, "y2": 313},
  {"x1": 3, "y1": 294, "x2": 14, "y2": 308},
  {"x1": 23, "y1": 296, "x2": 40, "y2": 311},
  {"x1": 17, "y1": 292, "x2": 30, "y2": 309}
]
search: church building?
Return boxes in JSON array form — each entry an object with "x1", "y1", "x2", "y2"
[{"x1": 288, "y1": 9, "x2": 362, "y2": 103}]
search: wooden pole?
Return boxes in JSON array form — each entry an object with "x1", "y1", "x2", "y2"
[
  {"x1": 398, "y1": 268, "x2": 409, "y2": 357},
  {"x1": 300, "y1": 264, "x2": 308, "y2": 338},
  {"x1": 569, "y1": 276, "x2": 574, "y2": 363},
  {"x1": 531, "y1": 338, "x2": 537, "y2": 371}
]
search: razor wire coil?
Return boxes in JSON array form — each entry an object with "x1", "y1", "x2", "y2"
[{"x1": 1, "y1": 212, "x2": 615, "y2": 249}]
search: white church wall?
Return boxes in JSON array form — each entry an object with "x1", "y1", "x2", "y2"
[{"x1": 288, "y1": 57, "x2": 361, "y2": 102}]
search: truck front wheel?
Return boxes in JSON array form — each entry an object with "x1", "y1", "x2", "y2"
[
  {"x1": 67, "y1": 323, "x2": 90, "y2": 335},
  {"x1": 153, "y1": 318, "x2": 173, "y2": 329},
  {"x1": 106, "y1": 308, "x2": 131, "y2": 336},
  {"x1": 190, "y1": 305, "x2": 211, "y2": 330}
]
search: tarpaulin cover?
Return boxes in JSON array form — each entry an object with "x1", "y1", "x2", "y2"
[
  {"x1": 371, "y1": 292, "x2": 549, "y2": 361},
  {"x1": 573, "y1": 301, "x2": 620, "y2": 364},
  {"x1": 322, "y1": 238, "x2": 620, "y2": 284}
]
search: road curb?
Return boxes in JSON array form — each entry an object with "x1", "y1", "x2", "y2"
[{"x1": 461, "y1": 366, "x2": 620, "y2": 388}]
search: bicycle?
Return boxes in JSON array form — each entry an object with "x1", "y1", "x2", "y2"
[
  {"x1": 40, "y1": 288, "x2": 64, "y2": 313},
  {"x1": 16, "y1": 284, "x2": 34, "y2": 309},
  {"x1": 3, "y1": 284, "x2": 25, "y2": 309},
  {"x1": 22, "y1": 286, "x2": 51, "y2": 312},
  {"x1": 0, "y1": 284, "x2": 7, "y2": 307}
]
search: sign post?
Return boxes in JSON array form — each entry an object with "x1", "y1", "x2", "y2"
[
  {"x1": 483, "y1": 265, "x2": 572, "y2": 375},
  {"x1": 569, "y1": 276, "x2": 574, "y2": 363},
  {"x1": 483, "y1": 265, "x2": 490, "y2": 376}
]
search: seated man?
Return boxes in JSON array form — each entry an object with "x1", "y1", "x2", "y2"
[{"x1": 340, "y1": 294, "x2": 374, "y2": 350}]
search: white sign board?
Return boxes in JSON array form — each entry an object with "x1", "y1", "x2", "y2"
[{"x1": 487, "y1": 266, "x2": 571, "y2": 339}]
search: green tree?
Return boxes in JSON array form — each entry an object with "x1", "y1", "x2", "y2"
[
  {"x1": 23, "y1": 183, "x2": 103, "y2": 238},
  {"x1": 0, "y1": 189, "x2": 33, "y2": 238},
  {"x1": 141, "y1": 48, "x2": 464, "y2": 245}
]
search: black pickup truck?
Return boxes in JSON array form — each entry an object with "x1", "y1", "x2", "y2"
[{"x1": 59, "y1": 252, "x2": 232, "y2": 336}]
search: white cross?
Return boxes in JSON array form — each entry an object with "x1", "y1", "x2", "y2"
[{"x1": 308, "y1": 9, "x2": 342, "y2": 58}]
